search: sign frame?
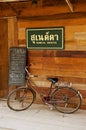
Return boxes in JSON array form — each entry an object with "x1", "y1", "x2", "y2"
[{"x1": 26, "y1": 27, "x2": 64, "y2": 50}]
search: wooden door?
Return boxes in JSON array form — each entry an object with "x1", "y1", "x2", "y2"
[{"x1": 0, "y1": 19, "x2": 9, "y2": 98}]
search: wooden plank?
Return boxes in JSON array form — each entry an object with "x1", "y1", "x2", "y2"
[
  {"x1": 30, "y1": 67, "x2": 86, "y2": 79},
  {"x1": 42, "y1": 57, "x2": 86, "y2": 65},
  {"x1": 28, "y1": 50, "x2": 43, "y2": 57},
  {"x1": 0, "y1": 19, "x2": 8, "y2": 98},
  {"x1": 30, "y1": 76, "x2": 86, "y2": 87},
  {"x1": 18, "y1": 12, "x2": 86, "y2": 21},
  {"x1": 43, "y1": 51, "x2": 86, "y2": 58},
  {"x1": 27, "y1": 51, "x2": 86, "y2": 58},
  {"x1": 28, "y1": 56, "x2": 86, "y2": 82},
  {"x1": 8, "y1": 17, "x2": 18, "y2": 47},
  {"x1": 18, "y1": 18, "x2": 86, "y2": 28}
]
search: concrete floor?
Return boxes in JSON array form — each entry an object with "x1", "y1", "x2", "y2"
[{"x1": 0, "y1": 100, "x2": 86, "y2": 130}]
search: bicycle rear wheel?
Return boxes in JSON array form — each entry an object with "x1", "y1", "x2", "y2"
[
  {"x1": 51, "y1": 87, "x2": 82, "y2": 114},
  {"x1": 7, "y1": 87, "x2": 36, "y2": 111}
]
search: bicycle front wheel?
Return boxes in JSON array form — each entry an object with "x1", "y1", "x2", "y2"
[
  {"x1": 7, "y1": 87, "x2": 36, "y2": 111},
  {"x1": 51, "y1": 87, "x2": 82, "y2": 114}
]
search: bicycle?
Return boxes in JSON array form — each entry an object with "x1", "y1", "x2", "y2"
[{"x1": 7, "y1": 66, "x2": 82, "y2": 114}]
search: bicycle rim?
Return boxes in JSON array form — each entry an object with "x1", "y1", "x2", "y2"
[
  {"x1": 7, "y1": 87, "x2": 35, "y2": 111},
  {"x1": 51, "y1": 87, "x2": 82, "y2": 114}
]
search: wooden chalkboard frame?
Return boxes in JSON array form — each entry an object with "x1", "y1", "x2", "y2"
[{"x1": 9, "y1": 47, "x2": 27, "y2": 86}]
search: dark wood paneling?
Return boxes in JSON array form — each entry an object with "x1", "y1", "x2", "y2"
[
  {"x1": 27, "y1": 50, "x2": 86, "y2": 58},
  {"x1": 0, "y1": 19, "x2": 8, "y2": 98},
  {"x1": 43, "y1": 51, "x2": 86, "y2": 58},
  {"x1": 0, "y1": 0, "x2": 86, "y2": 19}
]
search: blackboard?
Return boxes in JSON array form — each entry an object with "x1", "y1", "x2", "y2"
[{"x1": 9, "y1": 47, "x2": 27, "y2": 86}]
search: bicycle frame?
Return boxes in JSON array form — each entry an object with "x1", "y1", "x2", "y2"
[
  {"x1": 25, "y1": 66, "x2": 57, "y2": 104},
  {"x1": 27, "y1": 76, "x2": 55, "y2": 97},
  {"x1": 7, "y1": 66, "x2": 82, "y2": 113}
]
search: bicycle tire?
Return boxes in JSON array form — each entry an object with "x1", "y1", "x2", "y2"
[
  {"x1": 7, "y1": 87, "x2": 36, "y2": 111},
  {"x1": 51, "y1": 87, "x2": 82, "y2": 114}
]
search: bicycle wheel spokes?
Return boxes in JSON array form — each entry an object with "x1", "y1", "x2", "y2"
[
  {"x1": 7, "y1": 87, "x2": 35, "y2": 111},
  {"x1": 51, "y1": 87, "x2": 81, "y2": 114}
]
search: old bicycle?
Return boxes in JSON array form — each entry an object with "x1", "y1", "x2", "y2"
[{"x1": 7, "y1": 66, "x2": 82, "y2": 114}]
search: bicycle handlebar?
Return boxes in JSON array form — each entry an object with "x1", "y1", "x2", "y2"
[{"x1": 25, "y1": 66, "x2": 39, "y2": 78}]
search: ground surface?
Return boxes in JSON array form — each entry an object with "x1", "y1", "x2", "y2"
[{"x1": 0, "y1": 101, "x2": 86, "y2": 130}]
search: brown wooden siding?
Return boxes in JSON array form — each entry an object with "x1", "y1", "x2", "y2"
[
  {"x1": 17, "y1": 18, "x2": 86, "y2": 109},
  {"x1": 0, "y1": 19, "x2": 8, "y2": 98},
  {"x1": 0, "y1": 16, "x2": 86, "y2": 109},
  {"x1": 0, "y1": 17, "x2": 18, "y2": 98}
]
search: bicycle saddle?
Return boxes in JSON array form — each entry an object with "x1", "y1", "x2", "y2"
[{"x1": 47, "y1": 78, "x2": 58, "y2": 84}]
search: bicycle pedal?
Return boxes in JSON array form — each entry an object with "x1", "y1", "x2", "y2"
[{"x1": 48, "y1": 105, "x2": 54, "y2": 111}]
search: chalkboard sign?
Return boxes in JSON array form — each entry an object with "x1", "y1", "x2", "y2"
[{"x1": 9, "y1": 47, "x2": 27, "y2": 86}]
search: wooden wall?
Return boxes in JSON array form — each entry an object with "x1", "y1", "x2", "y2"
[
  {"x1": 0, "y1": 17, "x2": 18, "y2": 98},
  {"x1": 18, "y1": 17, "x2": 86, "y2": 109},
  {"x1": 0, "y1": 16, "x2": 86, "y2": 109},
  {"x1": 0, "y1": 19, "x2": 8, "y2": 98}
]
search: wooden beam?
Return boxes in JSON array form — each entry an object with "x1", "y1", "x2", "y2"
[
  {"x1": 43, "y1": 51, "x2": 86, "y2": 58},
  {"x1": 0, "y1": 0, "x2": 27, "y2": 2},
  {"x1": 18, "y1": 12, "x2": 86, "y2": 20},
  {"x1": 18, "y1": 3, "x2": 86, "y2": 17},
  {"x1": 0, "y1": 1, "x2": 86, "y2": 18},
  {"x1": 23, "y1": 50, "x2": 86, "y2": 58}
]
